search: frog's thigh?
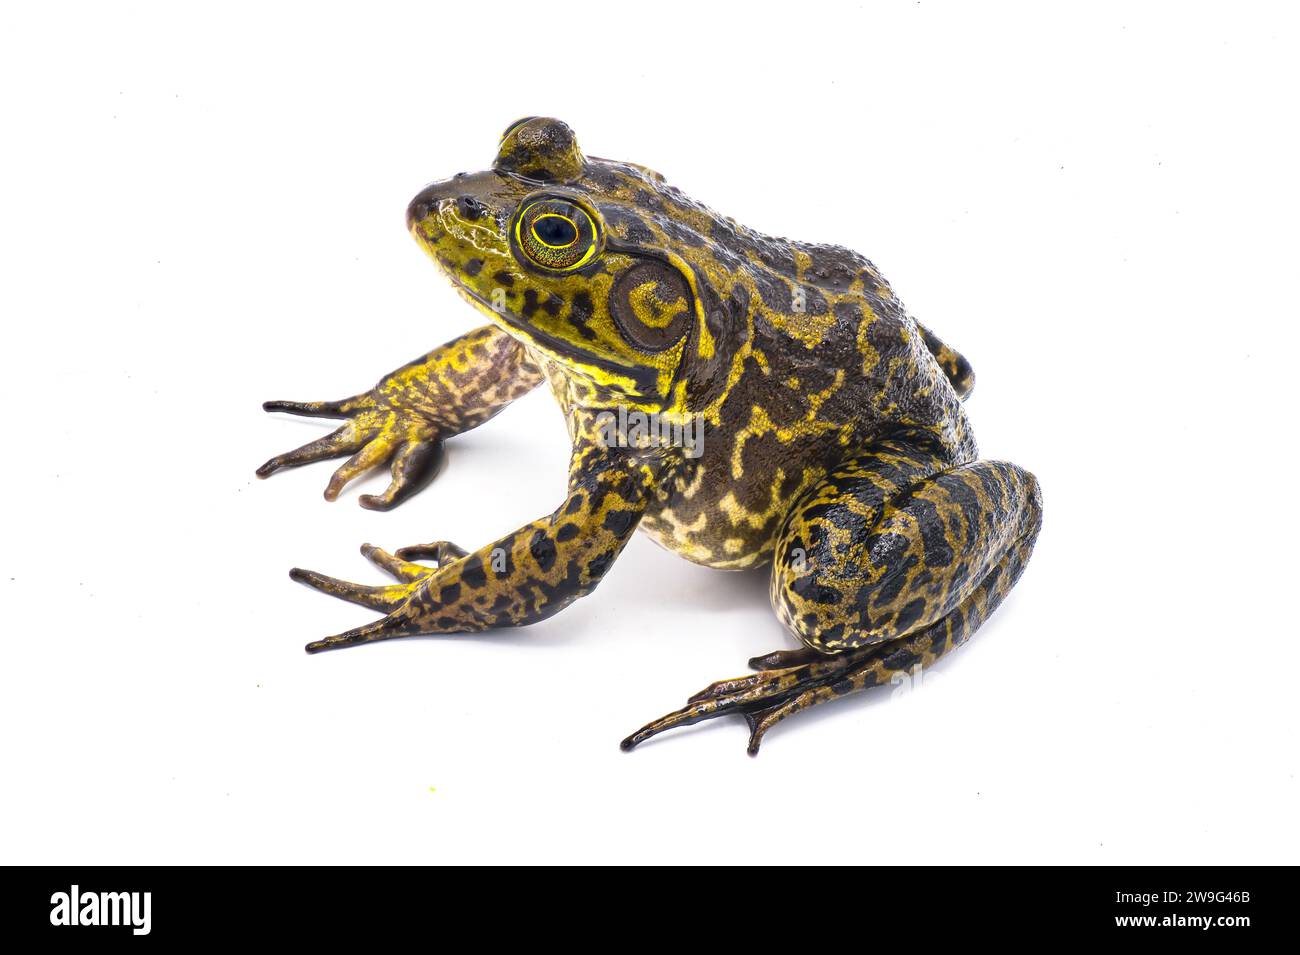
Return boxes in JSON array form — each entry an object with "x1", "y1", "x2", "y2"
[{"x1": 771, "y1": 454, "x2": 1043, "y2": 653}]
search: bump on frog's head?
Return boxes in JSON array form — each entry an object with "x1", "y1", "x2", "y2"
[
  {"x1": 493, "y1": 117, "x2": 586, "y2": 183},
  {"x1": 406, "y1": 118, "x2": 729, "y2": 414}
]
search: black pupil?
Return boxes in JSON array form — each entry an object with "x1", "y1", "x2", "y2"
[{"x1": 536, "y1": 214, "x2": 577, "y2": 246}]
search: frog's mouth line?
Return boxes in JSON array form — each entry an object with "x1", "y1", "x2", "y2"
[{"x1": 450, "y1": 283, "x2": 662, "y2": 404}]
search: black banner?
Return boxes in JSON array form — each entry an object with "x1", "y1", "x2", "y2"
[{"x1": 5, "y1": 866, "x2": 1287, "y2": 943}]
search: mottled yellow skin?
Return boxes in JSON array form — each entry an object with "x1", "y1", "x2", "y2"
[{"x1": 257, "y1": 118, "x2": 1042, "y2": 753}]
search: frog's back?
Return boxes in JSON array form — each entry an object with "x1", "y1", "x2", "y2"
[{"x1": 582, "y1": 157, "x2": 971, "y2": 438}]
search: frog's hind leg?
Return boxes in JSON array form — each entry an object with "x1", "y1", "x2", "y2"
[{"x1": 621, "y1": 450, "x2": 1043, "y2": 754}]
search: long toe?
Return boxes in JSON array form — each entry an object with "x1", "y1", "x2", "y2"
[{"x1": 288, "y1": 567, "x2": 413, "y2": 612}]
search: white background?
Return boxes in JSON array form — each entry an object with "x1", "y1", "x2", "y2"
[{"x1": 2, "y1": 1, "x2": 1297, "y2": 865}]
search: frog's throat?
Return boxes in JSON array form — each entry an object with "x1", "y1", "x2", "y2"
[{"x1": 451, "y1": 284, "x2": 666, "y2": 409}]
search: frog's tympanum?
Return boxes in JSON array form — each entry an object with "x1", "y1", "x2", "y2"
[{"x1": 257, "y1": 118, "x2": 1043, "y2": 754}]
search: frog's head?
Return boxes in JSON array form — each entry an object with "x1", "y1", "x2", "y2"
[{"x1": 407, "y1": 118, "x2": 743, "y2": 414}]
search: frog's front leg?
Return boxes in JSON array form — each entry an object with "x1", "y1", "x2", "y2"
[
  {"x1": 286, "y1": 446, "x2": 659, "y2": 651},
  {"x1": 623, "y1": 446, "x2": 1043, "y2": 754},
  {"x1": 256, "y1": 324, "x2": 542, "y2": 509}
]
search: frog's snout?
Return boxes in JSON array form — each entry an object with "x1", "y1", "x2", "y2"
[
  {"x1": 406, "y1": 182, "x2": 450, "y2": 232},
  {"x1": 406, "y1": 198, "x2": 428, "y2": 231},
  {"x1": 408, "y1": 175, "x2": 464, "y2": 225}
]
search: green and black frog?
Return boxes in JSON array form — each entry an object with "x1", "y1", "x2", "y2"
[{"x1": 257, "y1": 117, "x2": 1043, "y2": 754}]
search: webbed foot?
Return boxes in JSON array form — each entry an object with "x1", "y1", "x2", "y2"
[
  {"x1": 289, "y1": 540, "x2": 468, "y2": 652},
  {"x1": 621, "y1": 644, "x2": 894, "y2": 756}
]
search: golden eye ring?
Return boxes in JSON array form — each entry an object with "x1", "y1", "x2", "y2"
[{"x1": 513, "y1": 196, "x2": 602, "y2": 273}]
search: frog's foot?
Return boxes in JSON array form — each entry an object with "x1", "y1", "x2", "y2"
[
  {"x1": 288, "y1": 540, "x2": 468, "y2": 651},
  {"x1": 621, "y1": 641, "x2": 922, "y2": 756},
  {"x1": 257, "y1": 396, "x2": 445, "y2": 511}
]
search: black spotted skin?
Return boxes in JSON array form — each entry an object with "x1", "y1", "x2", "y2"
[{"x1": 257, "y1": 117, "x2": 1043, "y2": 754}]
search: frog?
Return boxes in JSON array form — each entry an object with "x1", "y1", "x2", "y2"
[{"x1": 256, "y1": 117, "x2": 1043, "y2": 754}]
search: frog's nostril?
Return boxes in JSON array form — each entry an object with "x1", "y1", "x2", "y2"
[
  {"x1": 407, "y1": 179, "x2": 483, "y2": 231},
  {"x1": 457, "y1": 196, "x2": 485, "y2": 221}
]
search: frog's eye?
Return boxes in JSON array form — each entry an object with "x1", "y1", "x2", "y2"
[{"x1": 513, "y1": 197, "x2": 602, "y2": 272}]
